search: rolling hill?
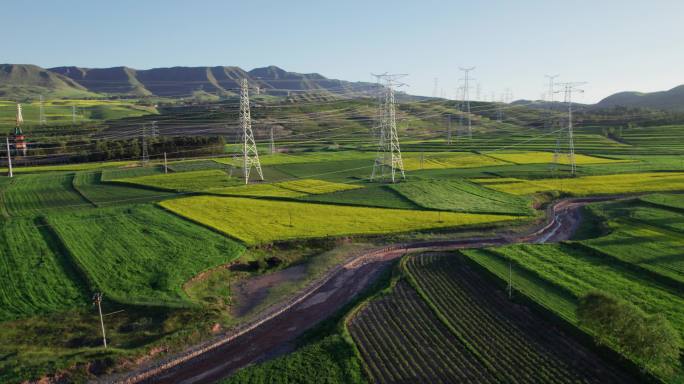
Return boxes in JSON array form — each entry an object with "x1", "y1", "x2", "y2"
[
  {"x1": 48, "y1": 64, "x2": 379, "y2": 98},
  {"x1": 596, "y1": 85, "x2": 684, "y2": 111},
  {"x1": 0, "y1": 64, "x2": 98, "y2": 99}
]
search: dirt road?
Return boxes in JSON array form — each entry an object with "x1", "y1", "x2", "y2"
[{"x1": 106, "y1": 197, "x2": 619, "y2": 384}]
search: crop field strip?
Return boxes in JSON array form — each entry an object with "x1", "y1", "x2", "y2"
[
  {"x1": 578, "y1": 200, "x2": 684, "y2": 287},
  {"x1": 348, "y1": 281, "x2": 496, "y2": 383},
  {"x1": 389, "y1": 179, "x2": 533, "y2": 215},
  {"x1": 405, "y1": 253, "x2": 636, "y2": 383},
  {"x1": 160, "y1": 195, "x2": 519, "y2": 245},
  {"x1": 472, "y1": 171, "x2": 684, "y2": 196},
  {"x1": 298, "y1": 184, "x2": 421, "y2": 210},
  {"x1": 471, "y1": 243, "x2": 684, "y2": 343},
  {"x1": 46, "y1": 204, "x2": 244, "y2": 307},
  {"x1": 73, "y1": 171, "x2": 178, "y2": 207},
  {"x1": 641, "y1": 193, "x2": 684, "y2": 211},
  {"x1": 2, "y1": 173, "x2": 92, "y2": 216},
  {"x1": 482, "y1": 151, "x2": 628, "y2": 165},
  {"x1": 0, "y1": 217, "x2": 88, "y2": 321}
]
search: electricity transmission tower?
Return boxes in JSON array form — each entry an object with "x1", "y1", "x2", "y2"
[
  {"x1": 459, "y1": 67, "x2": 475, "y2": 137},
  {"x1": 370, "y1": 73, "x2": 406, "y2": 183},
  {"x1": 38, "y1": 95, "x2": 47, "y2": 125},
  {"x1": 554, "y1": 82, "x2": 586, "y2": 175},
  {"x1": 151, "y1": 120, "x2": 159, "y2": 137},
  {"x1": 239, "y1": 78, "x2": 263, "y2": 184},
  {"x1": 432, "y1": 78, "x2": 439, "y2": 98}
]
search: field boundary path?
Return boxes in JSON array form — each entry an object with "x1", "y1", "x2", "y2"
[{"x1": 100, "y1": 196, "x2": 626, "y2": 384}]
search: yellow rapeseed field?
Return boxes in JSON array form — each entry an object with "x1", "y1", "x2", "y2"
[
  {"x1": 474, "y1": 172, "x2": 684, "y2": 196},
  {"x1": 401, "y1": 152, "x2": 507, "y2": 171},
  {"x1": 160, "y1": 196, "x2": 519, "y2": 244},
  {"x1": 212, "y1": 179, "x2": 361, "y2": 197},
  {"x1": 483, "y1": 151, "x2": 628, "y2": 165}
]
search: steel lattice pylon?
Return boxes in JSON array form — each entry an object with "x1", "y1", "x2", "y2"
[
  {"x1": 553, "y1": 82, "x2": 585, "y2": 176},
  {"x1": 370, "y1": 73, "x2": 406, "y2": 183},
  {"x1": 240, "y1": 78, "x2": 263, "y2": 184}
]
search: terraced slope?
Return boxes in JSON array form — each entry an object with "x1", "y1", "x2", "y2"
[
  {"x1": 348, "y1": 281, "x2": 495, "y2": 383},
  {"x1": 403, "y1": 253, "x2": 636, "y2": 383}
]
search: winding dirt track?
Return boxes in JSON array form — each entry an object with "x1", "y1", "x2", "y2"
[{"x1": 106, "y1": 196, "x2": 619, "y2": 384}]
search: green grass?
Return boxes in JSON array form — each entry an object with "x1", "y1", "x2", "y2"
[
  {"x1": 578, "y1": 200, "x2": 684, "y2": 285},
  {"x1": 299, "y1": 184, "x2": 420, "y2": 210},
  {"x1": 222, "y1": 334, "x2": 365, "y2": 384},
  {"x1": 0, "y1": 218, "x2": 88, "y2": 321},
  {"x1": 73, "y1": 171, "x2": 178, "y2": 207},
  {"x1": 0, "y1": 160, "x2": 136, "y2": 175},
  {"x1": 100, "y1": 165, "x2": 164, "y2": 181},
  {"x1": 114, "y1": 169, "x2": 238, "y2": 192},
  {"x1": 0, "y1": 99, "x2": 157, "y2": 127},
  {"x1": 390, "y1": 179, "x2": 533, "y2": 215},
  {"x1": 2, "y1": 173, "x2": 91, "y2": 216},
  {"x1": 46, "y1": 204, "x2": 245, "y2": 306},
  {"x1": 641, "y1": 193, "x2": 684, "y2": 211},
  {"x1": 213, "y1": 179, "x2": 361, "y2": 198},
  {"x1": 160, "y1": 196, "x2": 519, "y2": 245},
  {"x1": 473, "y1": 244, "x2": 684, "y2": 343}
]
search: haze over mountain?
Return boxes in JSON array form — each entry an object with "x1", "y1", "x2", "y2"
[
  {"x1": 595, "y1": 85, "x2": 684, "y2": 112},
  {"x1": 2, "y1": 63, "x2": 683, "y2": 112},
  {"x1": 1, "y1": 64, "x2": 380, "y2": 99}
]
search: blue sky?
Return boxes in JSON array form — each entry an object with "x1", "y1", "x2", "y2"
[{"x1": 4, "y1": 0, "x2": 683, "y2": 102}]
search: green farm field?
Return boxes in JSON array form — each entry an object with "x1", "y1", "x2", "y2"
[{"x1": 46, "y1": 204, "x2": 245, "y2": 307}]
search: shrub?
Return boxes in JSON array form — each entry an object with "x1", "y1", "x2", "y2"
[{"x1": 578, "y1": 291, "x2": 680, "y2": 376}]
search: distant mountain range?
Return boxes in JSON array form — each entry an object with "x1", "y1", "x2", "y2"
[
  {"x1": 1, "y1": 64, "x2": 682, "y2": 111},
  {"x1": 0, "y1": 64, "x2": 379, "y2": 99},
  {"x1": 594, "y1": 85, "x2": 684, "y2": 111}
]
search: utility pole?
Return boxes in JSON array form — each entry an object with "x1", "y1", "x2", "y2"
[
  {"x1": 39, "y1": 95, "x2": 46, "y2": 125},
  {"x1": 239, "y1": 78, "x2": 263, "y2": 184},
  {"x1": 554, "y1": 82, "x2": 586, "y2": 176},
  {"x1": 141, "y1": 124, "x2": 149, "y2": 165},
  {"x1": 163, "y1": 152, "x2": 168, "y2": 174},
  {"x1": 93, "y1": 293, "x2": 107, "y2": 348},
  {"x1": 459, "y1": 67, "x2": 475, "y2": 138},
  {"x1": 72, "y1": 105, "x2": 77, "y2": 125},
  {"x1": 5, "y1": 137, "x2": 13, "y2": 177},
  {"x1": 370, "y1": 73, "x2": 407, "y2": 183}
]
